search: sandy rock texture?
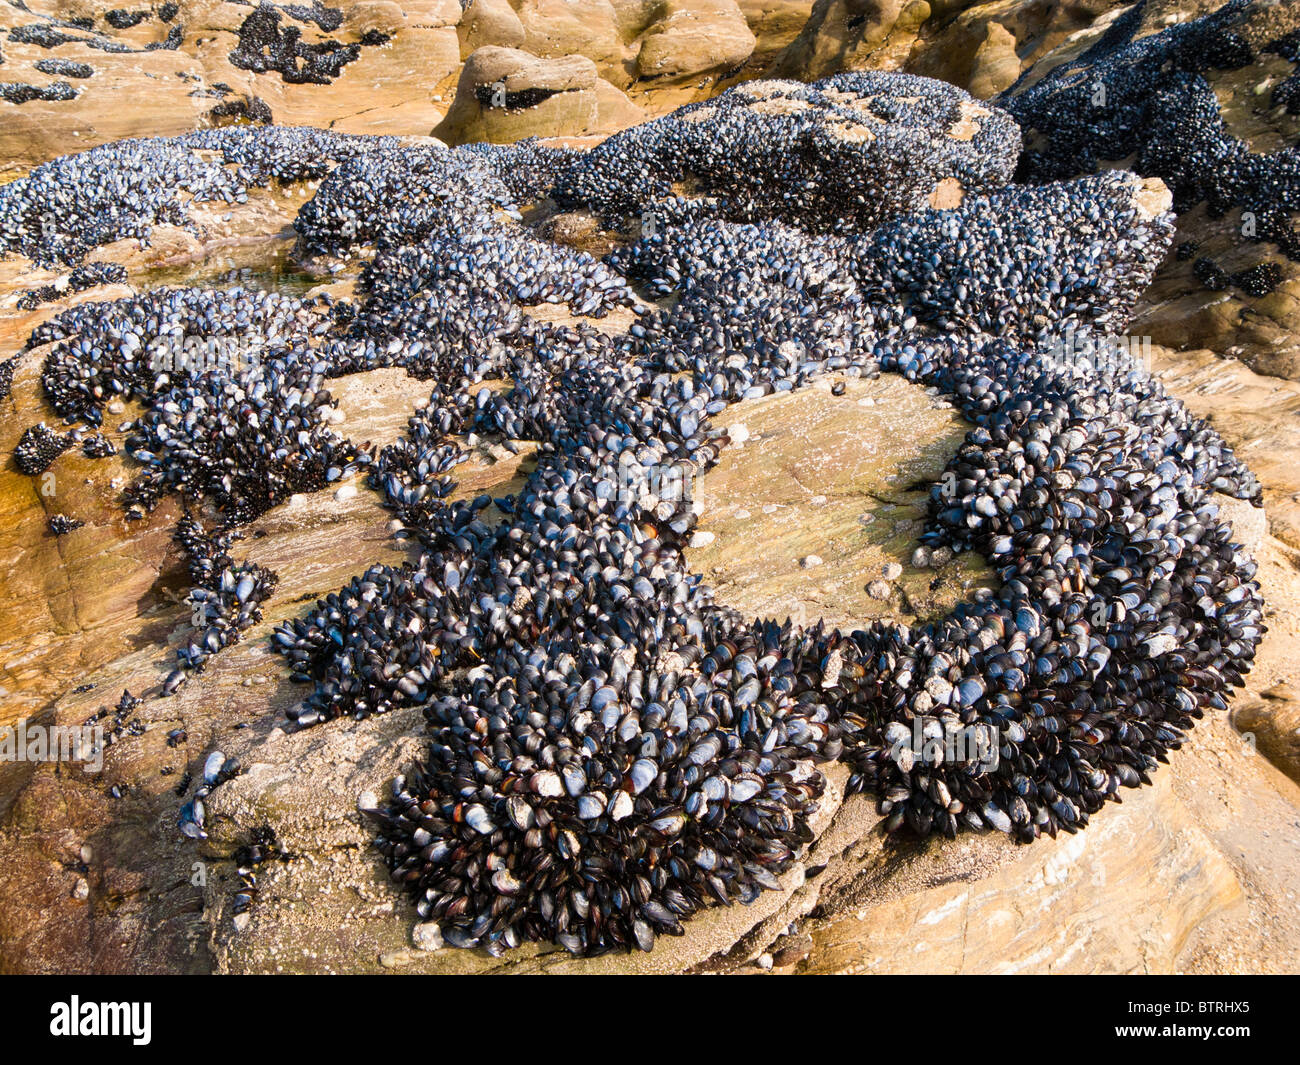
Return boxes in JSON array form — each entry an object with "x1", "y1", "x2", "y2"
[
  {"x1": 0, "y1": 0, "x2": 465, "y2": 171},
  {"x1": 433, "y1": 45, "x2": 644, "y2": 143},
  {"x1": 2, "y1": 0, "x2": 1300, "y2": 978},
  {"x1": 2, "y1": 216, "x2": 1299, "y2": 971}
]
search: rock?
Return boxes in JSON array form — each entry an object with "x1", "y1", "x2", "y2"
[
  {"x1": 88, "y1": 227, "x2": 204, "y2": 272},
  {"x1": 458, "y1": 0, "x2": 528, "y2": 58},
  {"x1": 1002, "y1": 0, "x2": 1300, "y2": 382},
  {"x1": 519, "y1": 0, "x2": 632, "y2": 82},
  {"x1": 735, "y1": 0, "x2": 814, "y2": 68},
  {"x1": 767, "y1": 0, "x2": 932, "y2": 81},
  {"x1": 683, "y1": 378, "x2": 989, "y2": 632},
  {"x1": 799, "y1": 738, "x2": 1277, "y2": 974},
  {"x1": 434, "y1": 46, "x2": 644, "y2": 144},
  {"x1": 637, "y1": 0, "x2": 757, "y2": 81},
  {"x1": 967, "y1": 21, "x2": 1020, "y2": 100},
  {"x1": 801, "y1": 554, "x2": 823, "y2": 568},
  {"x1": 1217, "y1": 494, "x2": 1267, "y2": 557},
  {"x1": 904, "y1": 0, "x2": 1120, "y2": 97},
  {"x1": 769, "y1": 929, "x2": 813, "y2": 966},
  {"x1": 0, "y1": 1, "x2": 465, "y2": 167},
  {"x1": 412, "y1": 921, "x2": 444, "y2": 951},
  {"x1": 689, "y1": 530, "x2": 716, "y2": 547},
  {"x1": 1233, "y1": 684, "x2": 1300, "y2": 787}
]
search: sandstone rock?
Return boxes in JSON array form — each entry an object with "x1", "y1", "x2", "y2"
[
  {"x1": 683, "y1": 376, "x2": 992, "y2": 631},
  {"x1": 0, "y1": 0, "x2": 464, "y2": 166},
  {"x1": 637, "y1": 0, "x2": 757, "y2": 81},
  {"x1": 967, "y1": 21, "x2": 1020, "y2": 99},
  {"x1": 434, "y1": 45, "x2": 643, "y2": 143},
  {"x1": 735, "y1": 0, "x2": 816, "y2": 68},
  {"x1": 514, "y1": 0, "x2": 629, "y2": 82},
  {"x1": 802, "y1": 760, "x2": 1245, "y2": 974},
  {"x1": 458, "y1": 0, "x2": 528, "y2": 58},
  {"x1": 766, "y1": 0, "x2": 932, "y2": 81},
  {"x1": 1233, "y1": 684, "x2": 1300, "y2": 787},
  {"x1": 904, "y1": 0, "x2": 1123, "y2": 95}
]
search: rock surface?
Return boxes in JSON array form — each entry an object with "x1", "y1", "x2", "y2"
[
  {"x1": 433, "y1": 45, "x2": 644, "y2": 143},
  {"x1": 1000, "y1": 0, "x2": 1300, "y2": 382},
  {"x1": 2, "y1": 2, "x2": 1300, "y2": 977}
]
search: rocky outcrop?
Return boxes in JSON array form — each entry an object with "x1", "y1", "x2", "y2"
[
  {"x1": 636, "y1": 0, "x2": 757, "y2": 81},
  {"x1": 966, "y1": 20, "x2": 1020, "y2": 100},
  {"x1": 0, "y1": 0, "x2": 465, "y2": 169},
  {"x1": 999, "y1": 0, "x2": 1300, "y2": 381},
  {"x1": 904, "y1": 0, "x2": 1126, "y2": 96},
  {"x1": 433, "y1": 45, "x2": 644, "y2": 143},
  {"x1": 3, "y1": 8, "x2": 1300, "y2": 977},
  {"x1": 766, "y1": 0, "x2": 936, "y2": 81}
]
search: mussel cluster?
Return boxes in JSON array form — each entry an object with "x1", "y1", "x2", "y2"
[
  {"x1": 165, "y1": 515, "x2": 280, "y2": 696},
  {"x1": 1003, "y1": 0, "x2": 1300, "y2": 292},
  {"x1": 14, "y1": 421, "x2": 73, "y2": 474},
  {"x1": 554, "y1": 71, "x2": 1021, "y2": 232},
  {"x1": 17, "y1": 261, "x2": 126, "y2": 310},
  {"x1": 26, "y1": 284, "x2": 367, "y2": 695},
  {"x1": 0, "y1": 125, "x2": 402, "y2": 266},
  {"x1": 8, "y1": 69, "x2": 1267, "y2": 957}
]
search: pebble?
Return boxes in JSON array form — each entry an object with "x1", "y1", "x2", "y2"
[{"x1": 412, "y1": 921, "x2": 444, "y2": 951}]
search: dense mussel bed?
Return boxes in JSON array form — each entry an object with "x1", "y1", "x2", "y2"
[
  {"x1": 4, "y1": 63, "x2": 1266, "y2": 957},
  {"x1": 1004, "y1": 0, "x2": 1300, "y2": 294}
]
